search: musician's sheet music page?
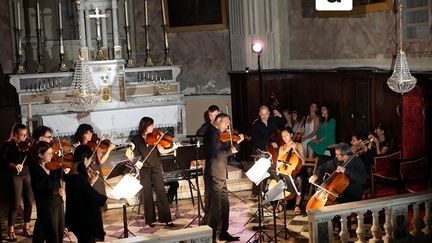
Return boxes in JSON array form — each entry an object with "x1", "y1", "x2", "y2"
[
  {"x1": 110, "y1": 174, "x2": 143, "y2": 200},
  {"x1": 245, "y1": 157, "x2": 271, "y2": 185}
]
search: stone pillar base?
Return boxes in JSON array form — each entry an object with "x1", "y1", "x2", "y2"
[
  {"x1": 114, "y1": 46, "x2": 122, "y2": 60},
  {"x1": 80, "y1": 47, "x2": 89, "y2": 60}
]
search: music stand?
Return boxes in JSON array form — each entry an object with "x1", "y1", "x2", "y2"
[
  {"x1": 245, "y1": 154, "x2": 273, "y2": 243},
  {"x1": 265, "y1": 174, "x2": 300, "y2": 242},
  {"x1": 111, "y1": 174, "x2": 143, "y2": 239}
]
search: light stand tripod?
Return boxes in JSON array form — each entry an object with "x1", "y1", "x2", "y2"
[{"x1": 185, "y1": 141, "x2": 204, "y2": 227}]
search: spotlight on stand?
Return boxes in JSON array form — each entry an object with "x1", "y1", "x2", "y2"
[
  {"x1": 252, "y1": 40, "x2": 264, "y2": 54},
  {"x1": 252, "y1": 40, "x2": 264, "y2": 101}
]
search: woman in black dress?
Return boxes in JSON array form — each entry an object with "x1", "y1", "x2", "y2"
[
  {"x1": 1, "y1": 123, "x2": 33, "y2": 241},
  {"x1": 73, "y1": 124, "x2": 116, "y2": 204},
  {"x1": 65, "y1": 145, "x2": 107, "y2": 243},
  {"x1": 29, "y1": 141, "x2": 65, "y2": 243},
  {"x1": 131, "y1": 117, "x2": 177, "y2": 227}
]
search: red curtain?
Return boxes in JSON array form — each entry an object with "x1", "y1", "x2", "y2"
[{"x1": 402, "y1": 86, "x2": 426, "y2": 160}]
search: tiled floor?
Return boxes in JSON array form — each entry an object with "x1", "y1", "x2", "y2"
[{"x1": 2, "y1": 190, "x2": 309, "y2": 243}]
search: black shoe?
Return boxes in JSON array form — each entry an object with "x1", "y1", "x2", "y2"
[
  {"x1": 219, "y1": 232, "x2": 240, "y2": 241},
  {"x1": 165, "y1": 222, "x2": 175, "y2": 227}
]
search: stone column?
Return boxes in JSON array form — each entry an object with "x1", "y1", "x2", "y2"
[
  {"x1": 112, "y1": 0, "x2": 122, "y2": 59},
  {"x1": 101, "y1": 8, "x2": 108, "y2": 58}
]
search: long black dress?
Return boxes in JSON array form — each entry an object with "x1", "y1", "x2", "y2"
[
  {"x1": 131, "y1": 135, "x2": 172, "y2": 225},
  {"x1": 29, "y1": 162, "x2": 64, "y2": 243},
  {"x1": 65, "y1": 173, "x2": 107, "y2": 243}
]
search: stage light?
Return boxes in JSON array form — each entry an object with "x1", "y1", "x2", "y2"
[{"x1": 252, "y1": 40, "x2": 263, "y2": 53}]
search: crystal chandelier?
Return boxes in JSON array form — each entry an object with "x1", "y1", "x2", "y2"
[
  {"x1": 387, "y1": 4, "x2": 417, "y2": 95},
  {"x1": 66, "y1": 57, "x2": 100, "y2": 110}
]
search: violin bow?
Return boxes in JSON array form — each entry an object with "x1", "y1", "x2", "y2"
[{"x1": 17, "y1": 139, "x2": 34, "y2": 175}]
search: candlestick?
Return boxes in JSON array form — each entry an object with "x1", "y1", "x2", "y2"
[
  {"x1": 145, "y1": 0, "x2": 148, "y2": 26},
  {"x1": 17, "y1": 0, "x2": 21, "y2": 30},
  {"x1": 37, "y1": 1, "x2": 41, "y2": 29},
  {"x1": 124, "y1": 0, "x2": 129, "y2": 26},
  {"x1": 161, "y1": 0, "x2": 166, "y2": 25},
  {"x1": 58, "y1": 1, "x2": 62, "y2": 29},
  {"x1": 28, "y1": 103, "x2": 32, "y2": 118}
]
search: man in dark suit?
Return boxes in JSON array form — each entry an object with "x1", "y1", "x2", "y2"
[
  {"x1": 204, "y1": 113, "x2": 244, "y2": 242},
  {"x1": 309, "y1": 142, "x2": 367, "y2": 203}
]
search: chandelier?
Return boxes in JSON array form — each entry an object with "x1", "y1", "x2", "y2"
[
  {"x1": 66, "y1": 57, "x2": 100, "y2": 110},
  {"x1": 387, "y1": 4, "x2": 417, "y2": 95}
]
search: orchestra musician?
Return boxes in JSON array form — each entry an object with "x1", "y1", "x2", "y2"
[
  {"x1": 276, "y1": 127, "x2": 305, "y2": 215},
  {"x1": 204, "y1": 113, "x2": 244, "y2": 242},
  {"x1": 73, "y1": 124, "x2": 116, "y2": 205},
  {"x1": 196, "y1": 105, "x2": 220, "y2": 136},
  {"x1": 368, "y1": 123, "x2": 391, "y2": 156},
  {"x1": 308, "y1": 142, "x2": 366, "y2": 203},
  {"x1": 32, "y1": 126, "x2": 54, "y2": 143},
  {"x1": 65, "y1": 145, "x2": 109, "y2": 243},
  {"x1": 130, "y1": 117, "x2": 177, "y2": 227},
  {"x1": 250, "y1": 105, "x2": 286, "y2": 197},
  {"x1": 29, "y1": 141, "x2": 65, "y2": 243},
  {"x1": 351, "y1": 131, "x2": 374, "y2": 174},
  {"x1": 0, "y1": 124, "x2": 33, "y2": 241}
]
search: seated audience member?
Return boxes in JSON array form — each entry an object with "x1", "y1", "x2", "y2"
[{"x1": 309, "y1": 105, "x2": 336, "y2": 157}]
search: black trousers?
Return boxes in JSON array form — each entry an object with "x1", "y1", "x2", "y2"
[
  {"x1": 139, "y1": 165, "x2": 172, "y2": 224},
  {"x1": 208, "y1": 176, "x2": 230, "y2": 240},
  {"x1": 202, "y1": 175, "x2": 211, "y2": 224},
  {"x1": 8, "y1": 173, "x2": 33, "y2": 226},
  {"x1": 33, "y1": 201, "x2": 64, "y2": 243}
]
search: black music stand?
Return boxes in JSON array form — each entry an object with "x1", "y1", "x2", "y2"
[
  {"x1": 185, "y1": 140, "x2": 205, "y2": 227},
  {"x1": 107, "y1": 159, "x2": 141, "y2": 239}
]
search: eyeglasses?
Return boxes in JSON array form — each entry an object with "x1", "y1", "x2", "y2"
[{"x1": 44, "y1": 135, "x2": 53, "y2": 139}]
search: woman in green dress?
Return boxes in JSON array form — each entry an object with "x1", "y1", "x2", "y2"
[{"x1": 309, "y1": 105, "x2": 336, "y2": 157}]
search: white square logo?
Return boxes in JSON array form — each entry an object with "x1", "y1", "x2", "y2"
[{"x1": 316, "y1": 0, "x2": 353, "y2": 11}]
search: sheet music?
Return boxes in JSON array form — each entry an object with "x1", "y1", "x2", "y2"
[
  {"x1": 245, "y1": 157, "x2": 271, "y2": 185},
  {"x1": 111, "y1": 174, "x2": 143, "y2": 200},
  {"x1": 263, "y1": 180, "x2": 286, "y2": 204}
]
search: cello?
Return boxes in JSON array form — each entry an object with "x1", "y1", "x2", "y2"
[{"x1": 305, "y1": 142, "x2": 370, "y2": 209}]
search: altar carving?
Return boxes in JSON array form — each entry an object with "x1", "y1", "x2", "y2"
[{"x1": 10, "y1": 65, "x2": 185, "y2": 144}]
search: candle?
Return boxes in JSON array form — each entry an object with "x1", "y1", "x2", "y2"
[
  {"x1": 161, "y1": 0, "x2": 166, "y2": 25},
  {"x1": 37, "y1": 1, "x2": 41, "y2": 29},
  {"x1": 58, "y1": 1, "x2": 62, "y2": 29},
  {"x1": 144, "y1": 0, "x2": 148, "y2": 26},
  {"x1": 124, "y1": 0, "x2": 129, "y2": 26},
  {"x1": 28, "y1": 103, "x2": 32, "y2": 118},
  {"x1": 17, "y1": 0, "x2": 21, "y2": 29}
]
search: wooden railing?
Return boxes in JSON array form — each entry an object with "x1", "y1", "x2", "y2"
[{"x1": 308, "y1": 190, "x2": 432, "y2": 243}]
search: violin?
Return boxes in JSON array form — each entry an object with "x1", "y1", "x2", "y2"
[
  {"x1": 17, "y1": 139, "x2": 32, "y2": 152},
  {"x1": 51, "y1": 139, "x2": 74, "y2": 162},
  {"x1": 44, "y1": 161, "x2": 74, "y2": 171},
  {"x1": 219, "y1": 131, "x2": 250, "y2": 143},
  {"x1": 146, "y1": 130, "x2": 173, "y2": 148},
  {"x1": 87, "y1": 134, "x2": 113, "y2": 151}
]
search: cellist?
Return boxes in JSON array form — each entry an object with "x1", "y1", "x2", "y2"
[
  {"x1": 308, "y1": 143, "x2": 366, "y2": 204},
  {"x1": 276, "y1": 127, "x2": 305, "y2": 215}
]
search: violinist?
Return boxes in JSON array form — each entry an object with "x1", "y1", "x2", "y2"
[
  {"x1": 204, "y1": 113, "x2": 244, "y2": 242},
  {"x1": 65, "y1": 145, "x2": 108, "y2": 243},
  {"x1": 368, "y1": 123, "x2": 391, "y2": 156},
  {"x1": 29, "y1": 141, "x2": 65, "y2": 243},
  {"x1": 276, "y1": 127, "x2": 305, "y2": 215},
  {"x1": 130, "y1": 117, "x2": 177, "y2": 227},
  {"x1": 32, "y1": 125, "x2": 54, "y2": 143},
  {"x1": 0, "y1": 123, "x2": 33, "y2": 241},
  {"x1": 351, "y1": 131, "x2": 374, "y2": 174},
  {"x1": 74, "y1": 124, "x2": 116, "y2": 202},
  {"x1": 250, "y1": 105, "x2": 286, "y2": 197},
  {"x1": 309, "y1": 143, "x2": 366, "y2": 203}
]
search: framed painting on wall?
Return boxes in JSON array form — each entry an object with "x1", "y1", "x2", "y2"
[
  {"x1": 319, "y1": 0, "x2": 394, "y2": 17},
  {"x1": 164, "y1": 0, "x2": 227, "y2": 32}
]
